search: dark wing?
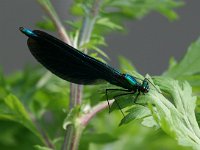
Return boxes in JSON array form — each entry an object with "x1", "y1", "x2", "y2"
[{"x1": 25, "y1": 29, "x2": 127, "y2": 88}]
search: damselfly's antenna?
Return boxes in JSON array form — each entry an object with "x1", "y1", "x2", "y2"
[{"x1": 145, "y1": 78, "x2": 162, "y2": 94}]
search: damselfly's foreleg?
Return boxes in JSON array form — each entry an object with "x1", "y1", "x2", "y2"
[
  {"x1": 113, "y1": 92, "x2": 134, "y2": 117},
  {"x1": 105, "y1": 89, "x2": 130, "y2": 112}
]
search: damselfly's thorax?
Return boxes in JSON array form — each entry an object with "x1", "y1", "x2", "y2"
[{"x1": 123, "y1": 74, "x2": 149, "y2": 93}]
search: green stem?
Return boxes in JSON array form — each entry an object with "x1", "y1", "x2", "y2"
[
  {"x1": 67, "y1": 1, "x2": 103, "y2": 150},
  {"x1": 36, "y1": 1, "x2": 103, "y2": 150},
  {"x1": 71, "y1": 126, "x2": 84, "y2": 150},
  {"x1": 35, "y1": 1, "x2": 75, "y2": 150},
  {"x1": 36, "y1": 0, "x2": 71, "y2": 45},
  {"x1": 78, "y1": 0, "x2": 102, "y2": 47},
  {"x1": 80, "y1": 100, "x2": 114, "y2": 126},
  {"x1": 30, "y1": 113, "x2": 54, "y2": 149},
  {"x1": 78, "y1": 17, "x2": 96, "y2": 47},
  {"x1": 69, "y1": 100, "x2": 114, "y2": 150},
  {"x1": 62, "y1": 125, "x2": 74, "y2": 150}
]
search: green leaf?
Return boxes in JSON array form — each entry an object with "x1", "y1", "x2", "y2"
[
  {"x1": 141, "y1": 116, "x2": 158, "y2": 128},
  {"x1": 118, "y1": 56, "x2": 137, "y2": 72},
  {"x1": 163, "y1": 37, "x2": 200, "y2": 106},
  {"x1": 164, "y1": 37, "x2": 200, "y2": 78},
  {"x1": 4, "y1": 95, "x2": 30, "y2": 120},
  {"x1": 110, "y1": 95, "x2": 135, "y2": 113},
  {"x1": 0, "y1": 70, "x2": 9, "y2": 100},
  {"x1": 150, "y1": 77, "x2": 200, "y2": 149},
  {"x1": 34, "y1": 145, "x2": 54, "y2": 150},
  {"x1": 65, "y1": 20, "x2": 81, "y2": 30},
  {"x1": 0, "y1": 94, "x2": 43, "y2": 141},
  {"x1": 120, "y1": 105, "x2": 151, "y2": 126},
  {"x1": 36, "y1": 16, "x2": 56, "y2": 31},
  {"x1": 156, "y1": 7, "x2": 179, "y2": 21},
  {"x1": 70, "y1": 3, "x2": 85, "y2": 16},
  {"x1": 80, "y1": 132, "x2": 118, "y2": 150},
  {"x1": 90, "y1": 46, "x2": 109, "y2": 59},
  {"x1": 63, "y1": 106, "x2": 80, "y2": 129},
  {"x1": 168, "y1": 57, "x2": 177, "y2": 70},
  {"x1": 196, "y1": 113, "x2": 200, "y2": 125},
  {"x1": 105, "y1": 0, "x2": 133, "y2": 7},
  {"x1": 96, "y1": 17, "x2": 123, "y2": 30},
  {"x1": 89, "y1": 53, "x2": 107, "y2": 64},
  {"x1": 177, "y1": 75, "x2": 200, "y2": 94},
  {"x1": 81, "y1": 34, "x2": 107, "y2": 48},
  {"x1": 82, "y1": 133, "x2": 117, "y2": 144}
]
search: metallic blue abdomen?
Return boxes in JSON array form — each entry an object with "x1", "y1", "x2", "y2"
[
  {"x1": 19, "y1": 27, "x2": 37, "y2": 37},
  {"x1": 124, "y1": 74, "x2": 139, "y2": 88}
]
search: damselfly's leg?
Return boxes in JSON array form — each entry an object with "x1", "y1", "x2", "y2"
[
  {"x1": 133, "y1": 92, "x2": 140, "y2": 104},
  {"x1": 106, "y1": 89, "x2": 130, "y2": 112},
  {"x1": 113, "y1": 92, "x2": 136, "y2": 117},
  {"x1": 133, "y1": 92, "x2": 147, "y2": 106}
]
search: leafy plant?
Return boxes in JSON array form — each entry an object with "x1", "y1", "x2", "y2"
[{"x1": 1, "y1": 0, "x2": 200, "y2": 150}]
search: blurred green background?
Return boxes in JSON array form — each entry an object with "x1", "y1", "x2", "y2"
[{"x1": 0, "y1": 0, "x2": 200, "y2": 150}]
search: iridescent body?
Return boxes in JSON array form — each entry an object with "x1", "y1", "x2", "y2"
[
  {"x1": 20, "y1": 27, "x2": 150, "y2": 115},
  {"x1": 20, "y1": 27, "x2": 37, "y2": 37},
  {"x1": 123, "y1": 73, "x2": 149, "y2": 93}
]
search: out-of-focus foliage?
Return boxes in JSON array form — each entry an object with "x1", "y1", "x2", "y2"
[
  {"x1": 163, "y1": 38, "x2": 200, "y2": 97},
  {"x1": 80, "y1": 115, "x2": 191, "y2": 150},
  {"x1": 3, "y1": 0, "x2": 200, "y2": 150},
  {"x1": 0, "y1": 66, "x2": 70, "y2": 149}
]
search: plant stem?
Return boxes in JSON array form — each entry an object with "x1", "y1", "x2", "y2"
[
  {"x1": 69, "y1": 100, "x2": 114, "y2": 150},
  {"x1": 62, "y1": 125, "x2": 74, "y2": 150},
  {"x1": 36, "y1": 0, "x2": 71, "y2": 45},
  {"x1": 70, "y1": 126, "x2": 84, "y2": 150},
  {"x1": 64, "y1": 1, "x2": 103, "y2": 150},
  {"x1": 69, "y1": 83, "x2": 76, "y2": 109},
  {"x1": 35, "y1": 1, "x2": 76, "y2": 150},
  {"x1": 68, "y1": 2, "x2": 103, "y2": 149},
  {"x1": 65, "y1": 82, "x2": 77, "y2": 150},
  {"x1": 78, "y1": 0, "x2": 102, "y2": 47},
  {"x1": 36, "y1": 1, "x2": 104, "y2": 150},
  {"x1": 30, "y1": 113, "x2": 54, "y2": 149},
  {"x1": 80, "y1": 100, "x2": 114, "y2": 126}
]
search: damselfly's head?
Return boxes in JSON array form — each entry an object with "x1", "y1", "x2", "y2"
[{"x1": 141, "y1": 78, "x2": 149, "y2": 93}]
